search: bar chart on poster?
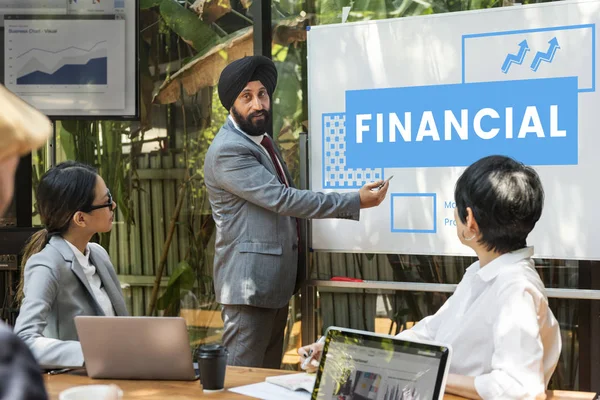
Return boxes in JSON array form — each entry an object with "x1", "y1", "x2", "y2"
[
  {"x1": 4, "y1": 17, "x2": 125, "y2": 112},
  {"x1": 307, "y1": 0, "x2": 600, "y2": 260}
]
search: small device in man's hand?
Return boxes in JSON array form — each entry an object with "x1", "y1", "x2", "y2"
[{"x1": 377, "y1": 175, "x2": 394, "y2": 190}]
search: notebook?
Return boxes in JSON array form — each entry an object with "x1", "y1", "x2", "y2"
[
  {"x1": 265, "y1": 373, "x2": 316, "y2": 392},
  {"x1": 229, "y1": 382, "x2": 311, "y2": 400}
]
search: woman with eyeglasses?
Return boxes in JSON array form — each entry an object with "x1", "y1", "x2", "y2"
[{"x1": 14, "y1": 161, "x2": 128, "y2": 368}]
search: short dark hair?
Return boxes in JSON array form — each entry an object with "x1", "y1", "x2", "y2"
[{"x1": 454, "y1": 155, "x2": 544, "y2": 254}]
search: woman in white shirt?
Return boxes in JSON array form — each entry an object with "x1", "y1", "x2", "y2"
[
  {"x1": 14, "y1": 161, "x2": 128, "y2": 368},
  {"x1": 300, "y1": 155, "x2": 561, "y2": 400}
]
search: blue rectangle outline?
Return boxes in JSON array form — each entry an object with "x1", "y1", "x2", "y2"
[
  {"x1": 461, "y1": 24, "x2": 595, "y2": 93},
  {"x1": 390, "y1": 193, "x2": 437, "y2": 234},
  {"x1": 321, "y1": 112, "x2": 385, "y2": 189}
]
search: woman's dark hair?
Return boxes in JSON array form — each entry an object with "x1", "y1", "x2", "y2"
[
  {"x1": 17, "y1": 161, "x2": 98, "y2": 302},
  {"x1": 454, "y1": 155, "x2": 544, "y2": 254}
]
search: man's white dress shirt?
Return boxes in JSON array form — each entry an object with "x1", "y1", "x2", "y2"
[
  {"x1": 65, "y1": 241, "x2": 115, "y2": 317},
  {"x1": 229, "y1": 115, "x2": 289, "y2": 186},
  {"x1": 397, "y1": 247, "x2": 561, "y2": 399}
]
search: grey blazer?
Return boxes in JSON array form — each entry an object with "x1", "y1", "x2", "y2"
[
  {"x1": 204, "y1": 119, "x2": 360, "y2": 309},
  {"x1": 13, "y1": 236, "x2": 128, "y2": 368}
]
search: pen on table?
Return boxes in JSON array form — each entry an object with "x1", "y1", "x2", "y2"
[
  {"x1": 301, "y1": 336, "x2": 326, "y2": 370},
  {"x1": 48, "y1": 368, "x2": 74, "y2": 375}
]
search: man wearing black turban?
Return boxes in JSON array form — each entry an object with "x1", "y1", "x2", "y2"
[
  {"x1": 217, "y1": 55, "x2": 277, "y2": 113},
  {"x1": 204, "y1": 56, "x2": 389, "y2": 368}
]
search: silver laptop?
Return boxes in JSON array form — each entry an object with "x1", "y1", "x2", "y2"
[
  {"x1": 75, "y1": 316, "x2": 197, "y2": 380},
  {"x1": 312, "y1": 327, "x2": 452, "y2": 400}
]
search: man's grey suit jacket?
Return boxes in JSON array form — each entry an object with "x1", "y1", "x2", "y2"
[
  {"x1": 204, "y1": 118, "x2": 361, "y2": 309},
  {"x1": 14, "y1": 236, "x2": 128, "y2": 368}
]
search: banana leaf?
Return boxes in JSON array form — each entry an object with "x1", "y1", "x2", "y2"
[
  {"x1": 157, "y1": 260, "x2": 196, "y2": 315},
  {"x1": 159, "y1": 0, "x2": 221, "y2": 52},
  {"x1": 140, "y1": 0, "x2": 163, "y2": 9},
  {"x1": 153, "y1": 26, "x2": 253, "y2": 104},
  {"x1": 190, "y1": 0, "x2": 233, "y2": 24}
]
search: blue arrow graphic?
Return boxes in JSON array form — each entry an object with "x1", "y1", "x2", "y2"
[
  {"x1": 530, "y1": 37, "x2": 560, "y2": 72},
  {"x1": 501, "y1": 40, "x2": 529, "y2": 74}
]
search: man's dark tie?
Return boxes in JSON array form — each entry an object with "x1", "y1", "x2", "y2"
[
  {"x1": 260, "y1": 134, "x2": 302, "y2": 258},
  {"x1": 260, "y1": 135, "x2": 288, "y2": 186}
]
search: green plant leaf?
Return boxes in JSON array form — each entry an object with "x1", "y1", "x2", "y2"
[
  {"x1": 57, "y1": 121, "x2": 76, "y2": 161},
  {"x1": 116, "y1": 170, "x2": 134, "y2": 225},
  {"x1": 153, "y1": 26, "x2": 253, "y2": 104},
  {"x1": 349, "y1": 0, "x2": 388, "y2": 21},
  {"x1": 159, "y1": 0, "x2": 220, "y2": 52},
  {"x1": 272, "y1": 51, "x2": 302, "y2": 139},
  {"x1": 157, "y1": 261, "x2": 195, "y2": 311},
  {"x1": 169, "y1": 261, "x2": 196, "y2": 288},
  {"x1": 139, "y1": 40, "x2": 155, "y2": 130},
  {"x1": 140, "y1": 0, "x2": 163, "y2": 9}
]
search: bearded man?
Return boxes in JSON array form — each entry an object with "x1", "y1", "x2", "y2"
[{"x1": 204, "y1": 56, "x2": 389, "y2": 368}]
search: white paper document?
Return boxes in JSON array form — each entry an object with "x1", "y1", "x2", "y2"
[
  {"x1": 229, "y1": 382, "x2": 312, "y2": 400},
  {"x1": 265, "y1": 372, "x2": 316, "y2": 392}
]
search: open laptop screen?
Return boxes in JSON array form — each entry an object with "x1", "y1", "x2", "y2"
[{"x1": 312, "y1": 327, "x2": 451, "y2": 400}]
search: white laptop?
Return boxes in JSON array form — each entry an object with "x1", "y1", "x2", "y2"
[
  {"x1": 311, "y1": 327, "x2": 452, "y2": 400},
  {"x1": 75, "y1": 316, "x2": 197, "y2": 381}
]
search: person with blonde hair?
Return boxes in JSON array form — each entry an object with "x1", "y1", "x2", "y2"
[{"x1": 0, "y1": 84, "x2": 52, "y2": 400}]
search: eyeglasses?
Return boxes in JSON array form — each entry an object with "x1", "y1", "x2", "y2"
[{"x1": 82, "y1": 190, "x2": 113, "y2": 213}]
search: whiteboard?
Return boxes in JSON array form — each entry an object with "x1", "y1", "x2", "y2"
[{"x1": 307, "y1": 0, "x2": 600, "y2": 259}]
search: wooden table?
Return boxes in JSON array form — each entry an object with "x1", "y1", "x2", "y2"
[
  {"x1": 44, "y1": 366, "x2": 597, "y2": 400},
  {"x1": 45, "y1": 367, "x2": 300, "y2": 400}
]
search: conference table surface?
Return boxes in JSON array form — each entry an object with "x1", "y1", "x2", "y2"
[{"x1": 44, "y1": 366, "x2": 596, "y2": 400}]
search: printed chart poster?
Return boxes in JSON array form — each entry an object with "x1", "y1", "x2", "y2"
[
  {"x1": 5, "y1": 18, "x2": 125, "y2": 112},
  {"x1": 308, "y1": 0, "x2": 600, "y2": 259}
]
